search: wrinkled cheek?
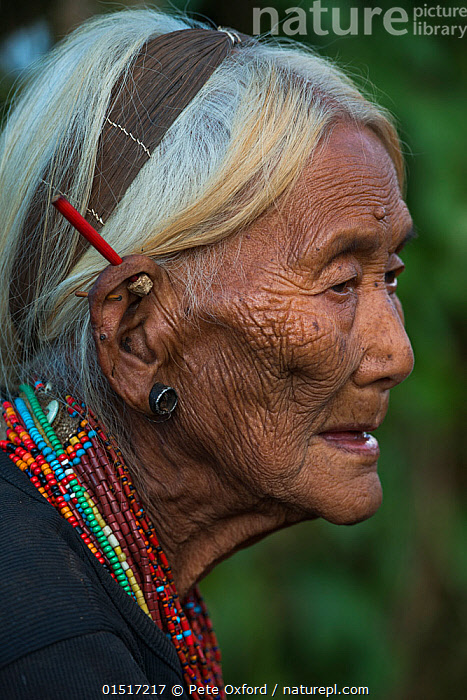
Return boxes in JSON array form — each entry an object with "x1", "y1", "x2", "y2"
[
  {"x1": 229, "y1": 295, "x2": 357, "y2": 402},
  {"x1": 284, "y1": 313, "x2": 354, "y2": 386}
]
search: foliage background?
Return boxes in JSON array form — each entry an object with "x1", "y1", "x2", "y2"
[{"x1": 1, "y1": 2, "x2": 465, "y2": 698}]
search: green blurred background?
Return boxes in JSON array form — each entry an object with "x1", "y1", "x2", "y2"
[{"x1": 1, "y1": 1, "x2": 465, "y2": 698}]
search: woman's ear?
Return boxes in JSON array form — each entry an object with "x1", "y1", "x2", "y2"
[{"x1": 88, "y1": 254, "x2": 178, "y2": 414}]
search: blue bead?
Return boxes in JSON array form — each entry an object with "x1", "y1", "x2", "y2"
[
  {"x1": 176, "y1": 634, "x2": 183, "y2": 640},
  {"x1": 72, "y1": 458, "x2": 81, "y2": 466},
  {"x1": 76, "y1": 449, "x2": 85, "y2": 457},
  {"x1": 87, "y1": 431, "x2": 96, "y2": 438},
  {"x1": 82, "y1": 442, "x2": 92, "y2": 450},
  {"x1": 183, "y1": 630, "x2": 191, "y2": 637},
  {"x1": 156, "y1": 586, "x2": 164, "y2": 593}
]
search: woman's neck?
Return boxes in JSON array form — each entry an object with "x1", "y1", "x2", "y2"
[{"x1": 128, "y1": 412, "x2": 305, "y2": 598}]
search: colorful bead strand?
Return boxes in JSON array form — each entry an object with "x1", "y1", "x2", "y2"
[{"x1": 0, "y1": 383, "x2": 223, "y2": 698}]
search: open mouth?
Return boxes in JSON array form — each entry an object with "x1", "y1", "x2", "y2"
[{"x1": 317, "y1": 429, "x2": 380, "y2": 456}]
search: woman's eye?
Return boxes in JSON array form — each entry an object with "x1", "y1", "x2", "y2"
[
  {"x1": 385, "y1": 269, "x2": 401, "y2": 293},
  {"x1": 330, "y1": 278, "x2": 356, "y2": 294},
  {"x1": 385, "y1": 256, "x2": 405, "y2": 294}
]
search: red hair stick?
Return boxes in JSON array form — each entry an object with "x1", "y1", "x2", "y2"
[{"x1": 52, "y1": 195, "x2": 123, "y2": 266}]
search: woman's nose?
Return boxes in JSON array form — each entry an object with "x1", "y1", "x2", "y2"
[{"x1": 353, "y1": 295, "x2": 414, "y2": 390}]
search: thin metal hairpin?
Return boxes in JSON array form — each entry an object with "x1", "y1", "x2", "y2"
[
  {"x1": 51, "y1": 195, "x2": 153, "y2": 298},
  {"x1": 217, "y1": 27, "x2": 242, "y2": 45}
]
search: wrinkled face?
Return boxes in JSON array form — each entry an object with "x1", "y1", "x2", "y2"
[{"x1": 171, "y1": 122, "x2": 414, "y2": 525}]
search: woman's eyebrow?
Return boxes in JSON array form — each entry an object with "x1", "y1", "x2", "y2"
[
  {"x1": 324, "y1": 230, "x2": 381, "y2": 262},
  {"x1": 322, "y1": 224, "x2": 418, "y2": 262}
]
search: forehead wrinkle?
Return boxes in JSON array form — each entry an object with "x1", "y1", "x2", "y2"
[{"x1": 285, "y1": 150, "x2": 403, "y2": 266}]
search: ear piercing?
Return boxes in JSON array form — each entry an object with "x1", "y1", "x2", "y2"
[
  {"x1": 149, "y1": 383, "x2": 178, "y2": 417},
  {"x1": 52, "y1": 195, "x2": 153, "y2": 298},
  {"x1": 74, "y1": 291, "x2": 122, "y2": 301}
]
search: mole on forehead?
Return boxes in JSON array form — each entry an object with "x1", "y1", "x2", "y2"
[
  {"x1": 286, "y1": 200, "x2": 413, "y2": 265},
  {"x1": 373, "y1": 206, "x2": 386, "y2": 220}
]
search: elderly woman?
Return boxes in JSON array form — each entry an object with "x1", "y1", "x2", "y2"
[{"x1": 0, "y1": 8, "x2": 414, "y2": 699}]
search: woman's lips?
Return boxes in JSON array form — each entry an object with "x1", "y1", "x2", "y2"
[{"x1": 318, "y1": 430, "x2": 380, "y2": 457}]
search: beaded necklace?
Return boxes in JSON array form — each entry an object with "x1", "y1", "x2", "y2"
[{"x1": 0, "y1": 381, "x2": 223, "y2": 699}]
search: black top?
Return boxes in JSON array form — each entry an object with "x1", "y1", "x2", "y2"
[{"x1": 0, "y1": 449, "x2": 189, "y2": 699}]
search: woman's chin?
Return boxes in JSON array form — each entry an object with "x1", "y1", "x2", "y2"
[{"x1": 319, "y1": 471, "x2": 383, "y2": 525}]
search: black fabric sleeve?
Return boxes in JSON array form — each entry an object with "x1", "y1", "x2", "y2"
[{"x1": 0, "y1": 631, "x2": 178, "y2": 700}]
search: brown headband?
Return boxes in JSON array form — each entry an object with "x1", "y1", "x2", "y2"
[
  {"x1": 88, "y1": 27, "x2": 246, "y2": 228},
  {"x1": 10, "y1": 27, "x2": 248, "y2": 338}
]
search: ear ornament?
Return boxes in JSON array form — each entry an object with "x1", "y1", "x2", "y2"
[
  {"x1": 52, "y1": 195, "x2": 153, "y2": 297},
  {"x1": 149, "y1": 383, "x2": 178, "y2": 418}
]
